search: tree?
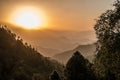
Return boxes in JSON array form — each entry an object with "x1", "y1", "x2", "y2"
[
  {"x1": 65, "y1": 51, "x2": 94, "y2": 80},
  {"x1": 93, "y1": 0, "x2": 120, "y2": 80},
  {"x1": 50, "y1": 71, "x2": 61, "y2": 80}
]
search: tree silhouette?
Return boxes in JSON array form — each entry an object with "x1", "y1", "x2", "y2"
[
  {"x1": 50, "y1": 71, "x2": 61, "y2": 80},
  {"x1": 93, "y1": 0, "x2": 120, "y2": 80},
  {"x1": 65, "y1": 51, "x2": 94, "y2": 80}
]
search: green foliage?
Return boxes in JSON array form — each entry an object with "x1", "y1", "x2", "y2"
[
  {"x1": 93, "y1": 0, "x2": 120, "y2": 80},
  {"x1": 0, "y1": 25, "x2": 64, "y2": 80},
  {"x1": 65, "y1": 51, "x2": 95, "y2": 80}
]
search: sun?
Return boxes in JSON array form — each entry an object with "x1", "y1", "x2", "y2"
[
  {"x1": 15, "y1": 11, "x2": 40, "y2": 29},
  {"x1": 11, "y1": 7, "x2": 46, "y2": 29}
]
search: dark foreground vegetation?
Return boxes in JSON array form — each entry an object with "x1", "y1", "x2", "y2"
[
  {"x1": 0, "y1": 0, "x2": 120, "y2": 80},
  {"x1": 0, "y1": 25, "x2": 64, "y2": 80}
]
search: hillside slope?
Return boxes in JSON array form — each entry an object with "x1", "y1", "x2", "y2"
[{"x1": 0, "y1": 25, "x2": 64, "y2": 80}]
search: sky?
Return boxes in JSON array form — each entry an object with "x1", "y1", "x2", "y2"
[{"x1": 0, "y1": 0, "x2": 114, "y2": 31}]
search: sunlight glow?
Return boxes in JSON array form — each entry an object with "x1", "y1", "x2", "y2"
[{"x1": 11, "y1": 7, "x2": 46, "y2": 29}]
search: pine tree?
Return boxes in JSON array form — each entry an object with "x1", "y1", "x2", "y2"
[{"x1": 65, "y1": 51, "x2": 94, "y2": 80}]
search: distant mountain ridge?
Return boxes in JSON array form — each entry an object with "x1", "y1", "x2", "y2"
[
  {"x1": 53, "y1": 43, "x2": 96, "y2": 64},
  {"x1": 0, "y1": 22, "x2": 97, "y2": 57}
]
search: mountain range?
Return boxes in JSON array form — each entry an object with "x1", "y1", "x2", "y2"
[
  {"x1": 0, "y1": 22, "x2": 97, "y2": 57},
  {"x1": 53, "y1": 43, "x2": 96, "y2": 64}
]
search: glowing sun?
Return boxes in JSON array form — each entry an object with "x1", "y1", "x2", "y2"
[{"x1": 11, "y1": 7, "x2": 46, "y2": 29}]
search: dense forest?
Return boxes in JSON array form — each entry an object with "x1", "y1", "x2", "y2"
[{"x1": 0, "y1": 0, "x2": 120, "y2": 80}]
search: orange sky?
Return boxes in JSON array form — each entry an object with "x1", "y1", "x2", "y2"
[{"x1": 0, "y1": 0, "x2": 114, "y2": 31}]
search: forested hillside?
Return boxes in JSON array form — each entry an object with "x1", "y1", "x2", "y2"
[
  {"x1": 0, "y1": 25, "x2": 64, "y2": 80},
  {"x1": 0, "y1": 1, "x2": 120, "y2": 80}
]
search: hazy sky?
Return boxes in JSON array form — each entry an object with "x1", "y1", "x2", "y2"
[{"x1": 0, "y1": 0, "x2": 114, "y2": 31}]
